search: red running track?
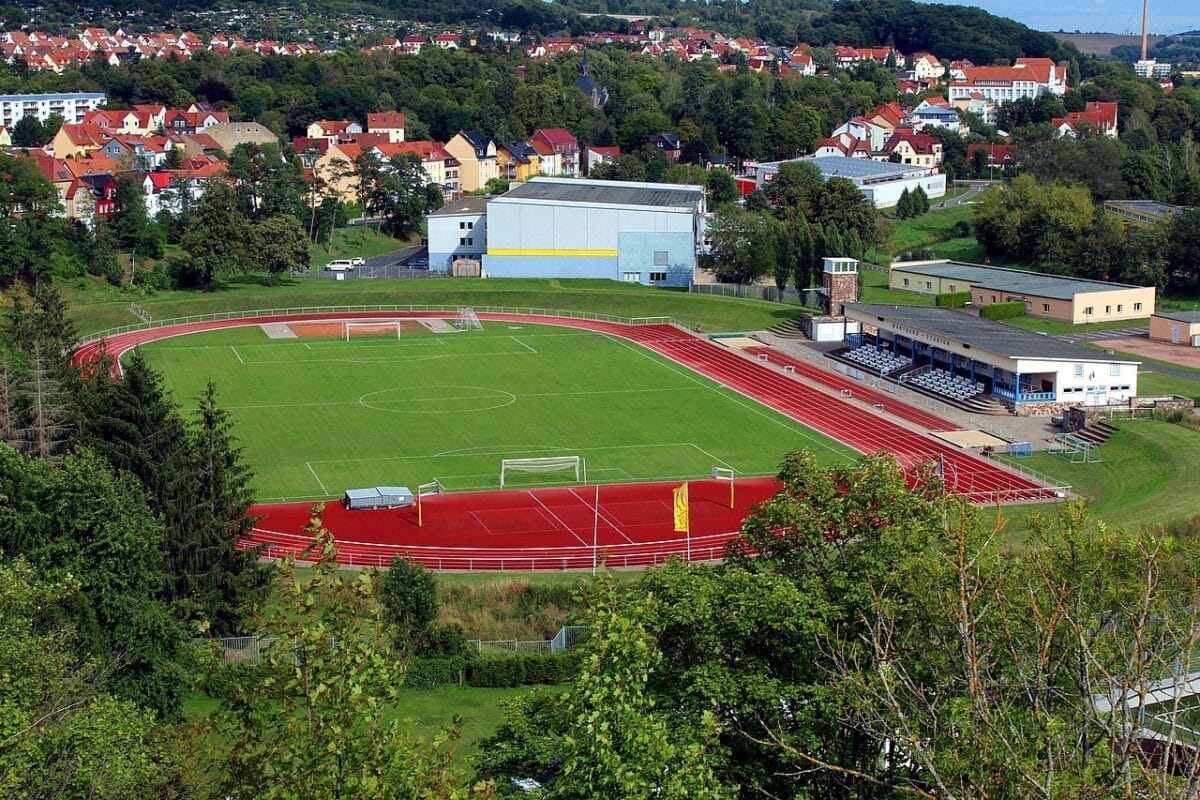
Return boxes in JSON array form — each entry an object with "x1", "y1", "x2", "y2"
[{"x1": 73, "y1": 312, "x2": 1059, "y2": 570}]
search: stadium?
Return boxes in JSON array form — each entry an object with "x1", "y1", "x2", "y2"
[{"x1": 73, "y1": 306, "x2": 1066, "y2": 571}]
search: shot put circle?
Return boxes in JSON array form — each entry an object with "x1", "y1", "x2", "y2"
[{"x1": 358, "y1": 385, "x2": 517, "y2": 413}]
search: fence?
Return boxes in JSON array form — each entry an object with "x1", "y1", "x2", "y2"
[
  {"x1": 469, "y1": 625, "x2": 590, "y2": 656},
  {"x1": 208, "y1": 625, "x2": 591, "y2": 666},
  {"x1": 689, "y1": 283, "x2": 814, "y2": 307},
  {"x1": 77, "y1": 305, "x2": 688, "y2": 346}
]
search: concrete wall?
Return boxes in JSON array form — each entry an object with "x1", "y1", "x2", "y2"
[
  {"x1": 890, "y1": 268, "x2": 970, "y2": 295},
  {"x1": 428, "y1": 210, "x2": 487, "y2": 274},
  {"x1": 1150, "y1": 315, "x2": 1200, "y2": 345},
  {"x1": 861, "y1": 172, "x2": 946, "y2": 208},
  {"x1": 616, "y1": 231, "x2": 694, "y2": 287},
  {"x1": 483, "y1": 253, "x2": 617, "y2": 279},
  {"x1": 1066, "y1": 288, "x2": 1155, "y2": 324},
  {"x1": 1018, "y1": 358, "x2": 1140, "y2": 404}
]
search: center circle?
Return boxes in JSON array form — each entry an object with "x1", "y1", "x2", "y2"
[{"x1": 358, "y1": 385, "x2": 517, "y2": 414}]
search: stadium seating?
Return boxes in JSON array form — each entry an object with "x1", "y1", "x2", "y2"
[
  {"x1": 844, "y1": 345, "x2": 912, "y2": 375},
  {"x1": 909, "y1": 368, "x2": 985, "y2": 403}
]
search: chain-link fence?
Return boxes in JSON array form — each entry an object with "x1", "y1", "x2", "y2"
[{"x1": 690, "y1": 283, "x2": 810, "y2": 306}]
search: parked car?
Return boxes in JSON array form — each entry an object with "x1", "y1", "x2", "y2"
[
  {"x1": 326, "y1": 259, "x2": 356, "y2": 272},
  {"x1": 350, "y1": 256, "x2": 365, "y2": 267}
]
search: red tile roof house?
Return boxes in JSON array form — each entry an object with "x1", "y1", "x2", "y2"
[
  {"x1": 966, "y1": 143, "x2": 1016, "y2": 174},
  {"x1": 583, "y1": 145, "x2": 620, "y2": 175},
  {"x1": 366, "y1": 112, "x2": 406, "y2": 143},
  {"x1": 1052, "y1": 101, "x2": 1119, "y2": 139},
  {"x1": 529, "y1": 128, "x2": 580, "y2": 176}
]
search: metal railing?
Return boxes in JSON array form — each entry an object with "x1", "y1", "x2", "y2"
[
  {"x1": 689, "y1": 283, "x2": 814, "y2": 307},
  {"x1": 76, "y1": 306, "x2": 690, "y2": 346}
]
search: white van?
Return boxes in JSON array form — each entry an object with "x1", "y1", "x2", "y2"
[{"x1": 326, "y1": 259, "x2": 356, "y2": 272}]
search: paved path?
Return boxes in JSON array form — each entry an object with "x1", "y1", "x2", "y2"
[
  {"x1": 311, "y1": 246, "x2": 431, "y2": 280},
  {"x1": 934, "y1": 181, "x2": 988, "y2": 210}
]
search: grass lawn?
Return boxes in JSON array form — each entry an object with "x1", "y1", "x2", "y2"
[
  {"x1": 1136, "y1": 371, "x2": 1200, "y2": 403},
  {"x1": 1003, "y1": 316, "x2": 1150, "y2": 336},
  {"x1": 182, "y1": 684, "x2": 549, "y2": 773},
  {"x1": 133, "y1": 322, "x2": 855, "y2": 501},
  {"x1": 62, "y1": 277, "x2": 804, "y2": 337},
  {"x1": 309, "y1": 226, "x2": 414, "y2": 269},
  {"x1": 874, "y1": 202, "x2": 975, "y2": 262},
  {"x1": 997, "y1": 420, "x2": 1200, "y2": 533}
]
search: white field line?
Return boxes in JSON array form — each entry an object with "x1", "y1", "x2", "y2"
[
  {"x1": 689, "y1": 443, "x2": 736, "y2": 471},
  {"x1": 526, "y1": 491, "x2": 589, "y2": 547},
  {"x1": 311, "y1": 442, "x2": 719, "y2": 465},
  {"x1": 511, "y1": 336, "x2": 537, "y2": 353},
  {"x1": 223, "y1": 386, "x2": 699, "y2": 412},
  {"x1": 568, "y1": 486, "x2": 635, "y2": 544},
  {"x1": 600, "y1": 334, "x2": 854, "y2": 462},
  {"x1": 305, "y1": 462, "x2": 330, "y2": 495},
  {"x1": 231, "y1": 346, "x2": 245, "y2": 364}
]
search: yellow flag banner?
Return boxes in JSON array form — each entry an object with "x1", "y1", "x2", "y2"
[{"x1": 672, "y1": 482, "x2": 689, "y2": 533}]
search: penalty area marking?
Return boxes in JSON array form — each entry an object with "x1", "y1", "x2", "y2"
[
  {"x1": 306, "y1": 462, "x2": 330, "y2": 495},
  {"x1": 231, "y1": 346, "x2": 245, "y2": 364}
]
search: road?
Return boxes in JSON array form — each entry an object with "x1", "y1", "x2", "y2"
[{"x1": 934, "y1": 180, "x2": 990, "y2": 210}]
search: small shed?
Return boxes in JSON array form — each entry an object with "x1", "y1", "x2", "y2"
[
  {"x1": 1150, "y1": 310, "x2": 1200, "y2": 347},
  {"x1": 343, "y1": 486, "x2": 415, "y2": 510}
]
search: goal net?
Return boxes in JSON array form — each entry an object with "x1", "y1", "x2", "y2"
[
  {"x1": 343, "y1": 320, "x2": 402, "y2": 340},
  {"x1": 455, "y1": 307, "x2": 483, "y2": 332},
  {"x1": 500, "y1": 456, "x2": 585, "y2": 488}
]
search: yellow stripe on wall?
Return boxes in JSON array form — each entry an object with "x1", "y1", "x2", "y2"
[{"x1": 487, "y1": 248, "x2": 618, "y2": 257}]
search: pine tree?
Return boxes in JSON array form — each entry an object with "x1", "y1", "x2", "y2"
[
  {"x1": 845, "y1": 228, "x2": 864, "y2": 261},
  {"x1": 791, "y1": 215, "x2": 813, "y2": 292},
  {"x1": 824, "y1": 226, "x2": 846, "y2": 259},
  {"x1": 15, "y1": 345, "x2": 73, "y2": 463},
  {"x1": 189, "y1": 381, "x2": 270, "y2": 633},
  {"x1": 0, "y1": 356, "x2": 18, "y2": 450},
  {"x1": 809, "y1": 224, "x2": 826, "y2": 277},
  {"x1": 913, "y1": 186, "x2": 930, "y2": 215},
  {"x1": 896, "y1": 188, "x2": 913, "y2": 219}
]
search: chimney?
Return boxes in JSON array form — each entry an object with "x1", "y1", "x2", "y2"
[{"x1": 1141, "y1": 0, "x2": 1150, "y2": 62}]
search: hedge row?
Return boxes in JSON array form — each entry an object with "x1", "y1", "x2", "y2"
[
  {"x1": 979, "y1": 301, "x2": 1026, "y2": 321},
  {"x1": 935, "y1": 291, "x2": 971, "y2": 308},
  {"x1": 405, "y1": 656, "x2": 470, "y2": 688},
  {"x1": 467, "y1": 651, "x2": 583, "y2": 688}
]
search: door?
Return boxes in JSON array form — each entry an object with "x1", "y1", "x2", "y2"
[{"x1": 1172, "y1": 324, "x2": 1181, "y2": 345}]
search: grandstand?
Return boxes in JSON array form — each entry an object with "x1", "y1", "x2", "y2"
[{"x1": 839, "y1": 304, "x2": 1141, "y2": 412}]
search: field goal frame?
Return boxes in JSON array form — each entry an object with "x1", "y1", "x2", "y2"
[
  {"x1": 342, "y1": 319, "x2": 402, "y2": 340},
  {"x1": 500, "y1": 455, "x2": 586, "y2": 488},
  {"x1": 456, "y1": 307, "x2": 484, "y2": 332},
  {"x1": 712, "y1": 466, "x2": 736, "y2": 509}
]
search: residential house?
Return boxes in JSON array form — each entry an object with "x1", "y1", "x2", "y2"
[
  {"x1": 906, "y1": 98, "x2": 962, "y2": 133},
  {"x1": 909, "y1": 53, "x2": 944, "y2": 81},
  {"x1": 530, "y1": 128, "x2": 580, "y2": 175},
  {"x1": 966, "y1": 143, "x2": 1016, "y2": 175},
  {"x1": 0, "y1": 125, "x2": 9, "y2": 147},
  {"x1": 785, "y1": 52, "x2": 817, "y2": 76},
  {"x1": 879, "y1": 130, "x2": 943, "y2": 167},
  {"x1": 584, "y1": 145, "x2": 620, "y2": 175},
  {"x1": 496, "y1": 141, "x2": 542, "y2": 182},
  {"x1": 313, "y1": 141, "x2": 363, "y2": 202},
  {"x1": 50, "y1": 123, "x2": 112, "y2": 157},
  {"x1": 163, "y1": 107, "x2": 228, "y2": 134},
  {"x1": 832, "y1": 117, "x2": 890, "y2": 153},
  {"x1": 203, "y1": 122, "x2": 279, "y2": 153},
  {"x1": 366, "y1": 112, "x2": 406, "y2": 143},
  {"x1": 170, "y1": 131, "x2": 223, "y2": 158},
  {"x1": 647, "y1": 132, "x2": 681, "y2": 163},
  {"x1": 374, "y1": 140, "x2": 456, "y2": 198},
  {"x1": 306, "y1": 119, "x2": 363, "y2": 144},
  {"x1": 98, "y1": 135, "x2": 171, "y2": 170},
  {"x1": 400, "y1": 34, "x2": 427, "y2": 54},
  {"x1": 867, "y1": 102, "x2": 906, "y2": 136},
  {"x1": 433, "y1": 33, "x2": 461, "y2": 49},
  {"x1": 1052, "y1": 101, "x2": 1119, "y2": 139},
  {"x1": 444, "y1": 130, "x2": 498, "y2": 192},
  {"x1": 813, "y1": 132, "x2": 873, "y2": 159}
]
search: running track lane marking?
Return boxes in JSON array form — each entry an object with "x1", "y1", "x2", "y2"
[
  {"x1": 306, "y1": 462, "x2": 330, "y2": 495},
  {"x1": 568, "y1": 486, "x2": 635, "y2": 544},
  {"x1": 525, "y1": 490, "x2": 589, "y2": 547}
]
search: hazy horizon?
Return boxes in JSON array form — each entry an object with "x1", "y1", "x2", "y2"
[{"x1": 933, "y1": 0, "x2": 1197, "y2": 35}]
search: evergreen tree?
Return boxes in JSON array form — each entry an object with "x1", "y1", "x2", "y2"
[
  {"x1": 14, "y1": 344, "x2": 73, "y2": 463},
  {"x1": 912, "y1": 185, "x2": 930, "y2": 215},
  {"x1": 809, "y1": 224, "x2": 826, "y2": 278},
  {"x1": 791, "y1": 214, "x2": 813, "y2": 292},
  {"x1": 844, "y1": 228, "x2": 864, "y2": 261},
  {"x1": 896, "y1": 187, "x2": 913, "y2": 219},
  {"x1": 188, "y1": 381, "x2": 271, "y2": 634},
  {"x1": 823, "y1": 226, "x2": 846, "y2": 259}
]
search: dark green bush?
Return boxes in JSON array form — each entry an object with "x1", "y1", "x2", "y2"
[
  {"x1": 935, "y1": 291, "x2": 971, "y2": 308},
  {"x1": 467, "y1": 651, "x2": 582, "y2": 688},
  {"x1": 979, "y1": 301, "x2": 1026, "y2": 320},
  {"x1": 404, "y1": 656, "x2": 468, "y2": 688}
]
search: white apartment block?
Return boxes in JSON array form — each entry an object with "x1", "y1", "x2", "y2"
[
  {"x1": 0, "y1": 92, "x2": 107, "y2": 128},
  {"x1": 947, "y1": 58, "x2": 1066, "y2": 106}
]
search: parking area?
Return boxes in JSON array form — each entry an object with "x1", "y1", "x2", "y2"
[{"x1": 307, "y1": 246, "x2": 432, "y2": 280}]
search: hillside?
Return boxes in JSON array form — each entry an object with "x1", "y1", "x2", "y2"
[{"x1": 1052, "y1": 31, "x2": 1166, "y2": 56}]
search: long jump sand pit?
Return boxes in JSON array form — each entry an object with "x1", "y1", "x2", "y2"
[
  {"x1": 931, "y1": 429, "x2": 1009, "y2": 449},
  {"x1": 1094, "y1": 337, "x2": 1200, "y2": 371}
]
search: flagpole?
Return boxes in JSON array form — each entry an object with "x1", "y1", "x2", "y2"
[
  {"x1": 592, "y1": 482, "x2": 599, "y2": 576},
  {"x1": 685, "y1": 481, "x2": 691, "y2": 563}
]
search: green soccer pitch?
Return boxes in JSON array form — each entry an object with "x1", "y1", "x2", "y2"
[{"x1": 129, "y1": 322, "x2": 857, "y2": 501}]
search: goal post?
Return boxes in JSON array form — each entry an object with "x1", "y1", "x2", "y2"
[
  {"x1": 500, "y1": 456, "x2": 585, "y2": 488},
  {"x1": 343, "y1": 320, "x2": 402, "y2": 340},
  {"x1": 455, "y1": 307, "x2": 483, "y2": 332},
  {"x1": 416, "y1": 480, "x2": 443, "y2": 528},
  {"x1": 711, "y1": 466, "x2": 736, "y2": 509}
]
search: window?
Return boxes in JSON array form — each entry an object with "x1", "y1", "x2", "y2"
[
  {"x1": 649, "y1": 272, "x2": 667, "y2": 282},
  {"x1": 653, "y1": 251, "x2": 669, "y2": 267},
  {"x1": 621, "y1": 272, "x2": 640, "y2": 283},
  {"x1": 1042, "y1": 304, "x2": 1051, "y2": 313},
  {"x1": 1117, "y1": 304, "x2": 1123, "y2": 312},
  {"x1": 1110, "y1": 363, "x2": 1120, "y2": 376},
  {"x1": 1105, "y1": 305, "x2": 1111, "y2": 314},
  {"x1": 924, "y1": 281, "x2": 932, "y2": 290},
  {"x1": 467, "y1": 221, "x2": 474, "y2": 230},
  {"x1": 991, "y1": 295, "x2": 997, "y2": 303},
  {"x1": 1135, "y1": 302, "x2": 1143, "y2": 311},
  {"x1": 902, "y1": 278, "x2": 910, "y2": 287},
  {"x1": 1074, "y1": 364, "x2": 1084, "y2": 378},
  {"x1": 948, "y1": 284, "x2": 955, "y2": 292},
  {"x1": 459, "y1": 221, "x2": 466, "y2": 229},
  {"x1": 1084, "y1": 306, "x2": 1094, "y2": 316}
]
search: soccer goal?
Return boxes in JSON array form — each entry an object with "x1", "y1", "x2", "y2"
[
  {"x1": 455, "y1": 307, "x2": 484, "y2": 332},
  {"x1": 343, "y1": 320, "x2": 402, "y2": 340},
  {"x1": 500, "y1": 456, "x2": 585, "y2": 488}
]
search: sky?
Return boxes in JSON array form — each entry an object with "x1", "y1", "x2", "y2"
[{"x1": 938, "y1": 0, "x2": 1198, "y2": 35}]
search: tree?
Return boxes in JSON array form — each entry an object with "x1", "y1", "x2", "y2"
[
  {"x1": 110, "y1": 175, "x2": 164, "y2": 260},
  {"x1": 706, "y1": 167, "x2": 738, "y2": 206},
  {"x1": 225, "y1": 141, "x2": 305, "y2": 219},
  {"x1": 11, "y1": 115, "x2": 45, "y2": 147},
  {"x1": 381, "y1": 153, "x2": 438, "y2": 238},
  {"x1": 181, "y1": 180, "x2": 251, "y2": 290},
  {"x1": 12, "y1": 344, "x2": 73, "y2": 463},
  {"x1": 789, "y1": 214, "x2": 814, "y2": 292},
  {"x1": 707, "y1": 207, "x2": 776, "y2": 284},
  {"x1": 551, "y1": 573, "x2": 734, "y2": 800},
  {"x1": 1167, "y1": 207, "x2": 1200, "y2": 287},
  {"x1": 896, "y1": 187, "x2": 913, "y2": 218},
  {"x1": 377, "y1": 555, "x2": 439, "y2": 651},
  {"x1": 763, "y1": 161, "x2": 823, "y2": 213},
  {"x1": 209, "y1": 509, "x2": 473, "y2": 799},
  {"x1": 253, "y1": 215, "x2": 309, "y2": 283},
  {"x1": 912, "y1": 185, "x2": 929, "y2": 214}
]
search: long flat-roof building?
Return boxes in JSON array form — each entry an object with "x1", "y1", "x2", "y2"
[
  {"x1": 756, "y1": 155, "x2": 946, "y2": 208},
  {"x1": 473, "y1": 177, "x2": 706, "y2": 286},
  {"x1": 1103, "y1": 199, "x2": 1187, "y2": 227},
  {"x1": 842, "y1": 303, "x2": 1140, "y2": 408},
  {"x1": 0, "y1": 92, "x2": 106, "y2": 128},
  {"x1": 889, "y1": 260, "x2": 1155, "y2": 324}
]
